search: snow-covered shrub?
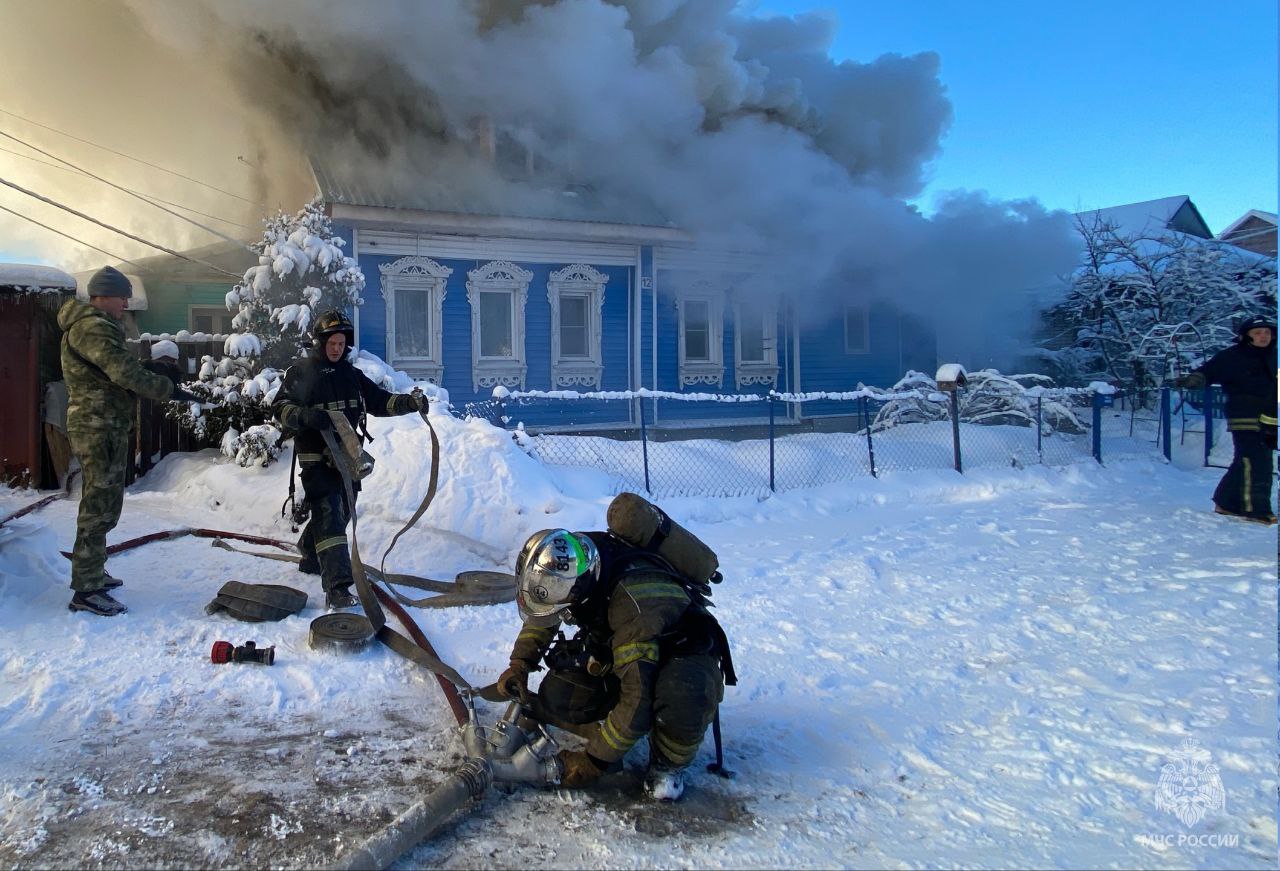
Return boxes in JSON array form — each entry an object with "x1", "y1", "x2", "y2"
[
  {"x1": 176, "y1": 198, "x2": 365, "y2": 467},
  {"x1": 871, "y1": 369, "x2": 1086, "y2": 435},
  {"x1": 1037, "y1": 215, "x2": 1276, "y2": 389},
  {"x1": 219, "y1": 423, "x2": 283, "y2": 468}
]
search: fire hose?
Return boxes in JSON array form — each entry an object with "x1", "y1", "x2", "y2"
[{"x1": 36, "y1": 406, "x2": 564, "y2": 866}]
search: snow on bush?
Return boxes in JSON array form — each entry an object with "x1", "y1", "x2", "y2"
[
  {"x1": 871, "y1": 369, "x2": 1086, "y2": 435},
  {"x1": 1037, "y1": 215, "x2": 1277, "y2": 389},
  {"x1": 175, "y1": 199, "x2": 365, "y2": 467}
]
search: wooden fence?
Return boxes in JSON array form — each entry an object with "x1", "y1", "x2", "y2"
[{"x1": 123, "y1": 337, "x2": 225, "y2": 485}]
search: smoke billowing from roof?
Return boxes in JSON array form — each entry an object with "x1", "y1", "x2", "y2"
[{"x1": 1, "y1": 0, "x2": 1077, "y2": 347}]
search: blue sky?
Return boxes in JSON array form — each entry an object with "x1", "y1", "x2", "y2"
[{"x1": 756, "y1": 0, "x2": 1278, "y2": 233}]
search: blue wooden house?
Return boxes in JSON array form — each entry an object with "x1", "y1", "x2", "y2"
[{"x1": 316, "y1": 161, "x2": 935, "y2": 432}]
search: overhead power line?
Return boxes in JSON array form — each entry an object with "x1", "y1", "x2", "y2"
[
  {"x1": 0, "y1": 107, "x2": 263, "y2": 206},
  {"x1": 0, "y1": 175, "x2": 242, "y2": 278},
  {"x1": 0, "y1": 202, "x2": 143, "y2": 268},
  {"x1": 0, "y1": 142, "x2": 253, "y2": 229},
  {"x1": 0, "y1": 128, "x2": 254, "y2": 252}
]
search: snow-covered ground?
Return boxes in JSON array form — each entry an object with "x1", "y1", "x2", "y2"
[{"x1": 0, "y1": 407, "x2": 1274, "y2": 869}]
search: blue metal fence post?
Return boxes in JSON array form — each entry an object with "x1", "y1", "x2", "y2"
[
  {"x1": 1091, "y1": 392, "x2": 1104, "y2": 463},
  {"x1": 950, "y1": 390, "x2": 963, "y2": 473},
  {"x1": 638, "y1": 397, "x2": 652, "y2": 494},
  {"x1": 1036, "y1": 396, "x2": 1043, "y2": 464},
  {"x1": 1160, "y1": 386, "x2": 1172, "y2": 461},
  {"x1": 768, "y1": 394, "x2": 776, "y2": 492},
  {"x1": 862, "y1": 396, "x2": 878, "y2": 478},
  {"x1": 1202, "y1": 384, "x2": 1213, "y2": 467}
]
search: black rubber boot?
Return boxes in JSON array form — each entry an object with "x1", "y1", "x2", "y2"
[{"x1": 325, "y1": 585, "x2": 358, "y2": 610}]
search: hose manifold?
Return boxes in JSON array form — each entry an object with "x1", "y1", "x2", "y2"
[{"x1": 455, "y1": 757, "x2": 493, "y2": 800}]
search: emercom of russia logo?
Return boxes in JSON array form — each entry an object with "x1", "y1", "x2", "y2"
[
  {"x1": 1155, "y1": 737, "x2": 1226, "y2": 827},
  {"x1": 1137, "y1": 737, "x2": 1236, "y2": 851}
]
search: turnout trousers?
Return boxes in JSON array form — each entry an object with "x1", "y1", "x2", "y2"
[
  {"x1": 1214, "y1": 429, "x2": 1276, "y2": 519},
  {"x1": 297, "y1": 464, "x2": 358, "y2": 594},
  {"x1": 539, "y1": 653, "x2": 724, "y2": 769}
]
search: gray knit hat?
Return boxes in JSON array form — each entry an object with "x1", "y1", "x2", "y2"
[{"x1": 87, "y1": 266, "x2": 132, "y2": 298}]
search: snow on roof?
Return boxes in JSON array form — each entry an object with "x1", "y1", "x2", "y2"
[
  {"x1": 1073, "y1": 195, "x2": 1197, "y2": 238},
  {"x1": 1218, "y1": 209, "x2": 1278, "y2": 239},
  {"x1": 0, "y1": 262, "x2": 77, "y2": 291}
]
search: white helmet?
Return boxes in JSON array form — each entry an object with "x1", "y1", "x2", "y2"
[{"x1": 514, "y1": 529, "x2": 600, "y2": 627}]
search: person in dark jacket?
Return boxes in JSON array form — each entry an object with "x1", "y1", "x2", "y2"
[
  {"x1": 497, "y1": 527, "x2": 733, "y2": 802},
  {"x1": 272, "y1": 310, "x2": 425, "y2": 609},
  {"x1": 1176, "y1": 315, "x2": 1278, "y2": 524},
  {"x1": 59, "y1": 266, "x2": 197, "y2": 616}
]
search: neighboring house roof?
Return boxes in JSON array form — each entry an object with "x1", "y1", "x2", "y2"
[
  {"x1": 1074, "y1": 195, "x2": 1213, "y2": 239},
  {"x1": 119, "y1": 239, "x2": 257, "y2": 283},
  {"x1": 0, "y1": 262, "x2": 77, "y2": 291},
  {"x1": 1217, "y1": 210, "x2": 1278, "y2": 257},
  {"x1": 1219, "y1": 209, "x2": 1277, "y2": 239}
]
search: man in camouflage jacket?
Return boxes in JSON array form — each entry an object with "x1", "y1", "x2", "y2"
[
  {"x1": 498, "y1": 528, "x2": 733, "y2": 802},
  {"x1": 59, "y1": 266, "x2": 192, "y2": 616}
]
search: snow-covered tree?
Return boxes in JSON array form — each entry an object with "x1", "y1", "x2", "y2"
[
  {"x1": 176, "y1": 199, "x2": 364, "y2": 466},
  {"x1": 870, "y1": 369, "x2": 1086, "y2": 435},
  {"x1": 1036, "y1": 215, "x2": 1276, "y2": 390}
]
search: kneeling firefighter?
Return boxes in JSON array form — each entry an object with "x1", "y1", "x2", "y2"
[
  {"x1": 273, "y1": 310, "x2": 426, "y2": 610},
  {"x1": 497, "y1": 496, "x2": 736, "y2": 802}
]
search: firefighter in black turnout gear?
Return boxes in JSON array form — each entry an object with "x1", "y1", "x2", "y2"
[
  {"x1": 1176, "y1": 315, "x2": 1278, "y2": 524},
  {"x1": 497, "y1": 527, "x2": 735, "y2": 802},
  {"x1": 273, "y1": 310, "x2": 426, "y2": 609}
]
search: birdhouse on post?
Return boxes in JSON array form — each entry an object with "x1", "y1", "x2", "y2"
[{"x1": 935, "y1": 363, "x2": 967, "y2": 392}]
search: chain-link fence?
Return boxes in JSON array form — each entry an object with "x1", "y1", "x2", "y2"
[{"x1": 470, "y1": 383, "x2": 1214, "y2": 499}]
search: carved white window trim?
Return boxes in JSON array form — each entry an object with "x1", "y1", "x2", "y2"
[
  {"x1": 380, "y1": 255, "x2": 452, "y2": 383},
  {"x1": 733, "y1": 300, "x2": 779, "y2": 389},
  {"x1": 547, "y1": 263, "x2": 607, "y2": 389},
  {"x1": 677, "y1": 285, "x2": 725, "y2": 389},
  {"x1": 467, "y1": 260, "x2": 531, "y2": 392}
]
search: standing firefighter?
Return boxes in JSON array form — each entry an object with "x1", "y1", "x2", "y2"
[
  {"x1": 273, "y1": 310, "x2": 425, "y2": 610},
  {"x1": 1176, "y1": 315, "x2": 1278, "y2": 524},
  {"x1": 497, "y1": 521, "x2": 735, "y2": 802},
  {"x1": 59, "y1": 266, "x2": 196, "y2": 616}
]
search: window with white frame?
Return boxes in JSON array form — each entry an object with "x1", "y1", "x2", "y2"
[
  {"x1": 467, "y1": 260, "x2": 531, "y2": 392},
  {"x1": 189, "y1": 305, "x2": 236, "y2": 335},
  {"x1": 380, "y1": 256, "x2": 452, "y2": 383},
  {"x1": 734, "y1": 299, "x2": 778, "y2": 388},
  {"x1": 547, "y1": 264, "x2": 606, "y2": 388},
  {"x1": 677, "y1": 286, "x2": 725, "y2": 388},
  {"x1": 844, "y1": 304, "x2": 869, "y2": 354}
]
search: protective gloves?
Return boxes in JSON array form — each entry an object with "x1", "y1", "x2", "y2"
[
  {"x1": 299, "y1": 407, "x2": 333, "y2": 431},
  {"x1": 170, "y1": 386, "x2": 201, "y2": 404},
  {"x1": 497, "y1": 661, "x2": 531, "y2": 701},
  {"x1": 1175, "y1": 372, "x2": 1206, "y2": 390},
  {"x1": 392, "y1": 392, "x2": 427, "y2": 414},
  {"x1": 556, "y1": 749, "x2": 605, "y2": 788}
]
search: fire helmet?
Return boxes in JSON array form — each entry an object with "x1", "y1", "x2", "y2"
[
  {"x1": 1236, "y1": 315, "x2": 1276, "y2": 343},
  {"x1": 313, "y1": 309, "x2": 355, "y2": 350},
  {"x1": 514, "y1": 529, "x2": 600, "y2": 627}
]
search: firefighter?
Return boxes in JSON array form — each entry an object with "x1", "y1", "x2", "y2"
[
  {"x1": 1176, "y1": 314, "x2": 1278, "y2": 524},
  {"x1": 497, "y1": 527, "x2": 733, "y2": 802},
  {"x1": 273, "y1": 310, "x2": 426, "y2": 609}
]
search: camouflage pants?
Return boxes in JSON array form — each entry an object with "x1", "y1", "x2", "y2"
[
  {"x1": 67, "y1": 428, "x2": 127, "y2": 592},
  {"x1": 539, "y1": 654, "x2": 724, "y2": 768},
  {"x1": 1214, "y1": 430, "x2": 1276, "y2": 518},
  {"x1": 298, "y1": 482, "x2": 356, "y2": 594}
]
